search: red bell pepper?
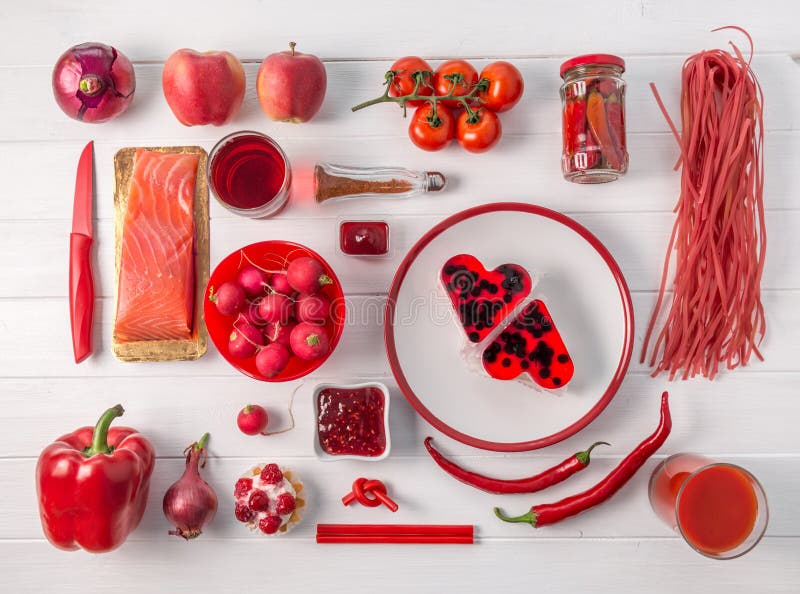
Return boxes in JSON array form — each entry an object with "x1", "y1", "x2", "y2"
[{"x1": 35, "y1": 404, "x2": 155, "y2": 553}]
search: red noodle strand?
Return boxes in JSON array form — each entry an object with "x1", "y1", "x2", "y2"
[{"x1": 640, "y1": 28, "x2": 766, "y2": 380}]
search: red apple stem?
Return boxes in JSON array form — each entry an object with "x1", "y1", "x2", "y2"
[
  {"x1": 351, "y1": 72, "x2": 490, "y2": 114},
  {"x1": 289, "y1": 41, "x2": 296, "y2": 56}
]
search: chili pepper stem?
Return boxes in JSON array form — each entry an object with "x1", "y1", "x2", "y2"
[
  {"x1": 494, "y1": 507, "x2": 537, "y2": 526},
  {"x1": 575, "y1": 441, "x2": 611, "y2": 465},
  {"x1": 84, "y1": 404, "x2": 125, "y2": 457}
]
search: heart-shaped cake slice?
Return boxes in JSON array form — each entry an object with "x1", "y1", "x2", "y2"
[
  {"x1": 441, "y1": 254, "x2": 532, "y2": 344},
  {"x1": 481, "y1": 299, "x2": 574, "y2": 389}
]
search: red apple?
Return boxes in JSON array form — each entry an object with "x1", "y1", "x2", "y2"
[
  {"x1": 256, "y1": 42, "x2": 326, "y2": 123},
  {"x1": 162, "y1": 49, "x2": 245, "y2": 126}
]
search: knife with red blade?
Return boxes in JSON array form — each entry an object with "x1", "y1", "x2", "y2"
[{"x1": 69, "y1": 141, "x2": 95, "y2": 363}]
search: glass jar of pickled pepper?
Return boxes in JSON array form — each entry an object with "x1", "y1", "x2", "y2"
[{"x1": 560, "y1": 54, "x2": 628, "y2": 183}]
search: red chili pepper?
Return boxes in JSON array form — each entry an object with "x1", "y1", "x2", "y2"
[
  {"x1": 595, "y1": 78, "x2": 617, "y2": 97},
  {"x1": 495, "y1": 392, "x2": 671, "y2": 527},
  {"x1": 586, "y1": 90, "x2": 623, "y2": 170},
  {"x1": 605, "y1": 92, "x2": 626, "y2": 154},
  {"x1": 425, "y1": 437, "x2": 609, "y2": 494},
  {"x1": 35, "y1": 404, "x2": 155, "y2": 552}
]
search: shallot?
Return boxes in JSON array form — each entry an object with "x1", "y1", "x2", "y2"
[{"x1": 163, "y1": 433, "x2": 217, "y2": 540}]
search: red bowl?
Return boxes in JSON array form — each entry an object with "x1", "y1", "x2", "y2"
[{"x1": 204, "y1": 241, "x2": 345, "y2": 381}]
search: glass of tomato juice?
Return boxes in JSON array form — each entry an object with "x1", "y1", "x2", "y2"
[{"x1": 649, "y1": 454, "x2": 768, "y2": 559}]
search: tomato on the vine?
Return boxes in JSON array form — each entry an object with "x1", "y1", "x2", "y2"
[
  {"x1": 478, "y1": 61, "x2": 524, "y2": 112},
  {"x1": 388, "y1": 56, "x2": 434, "y2": 107},
  {"x1": 433, "y1": 60, "x2": 479, "y2": 106},
  {"x1": 456, "y1": 109, "x2": 502, "y2": 153},
  {"x1": 408, "y1": 103, "x2": 455, "y2": 151}
]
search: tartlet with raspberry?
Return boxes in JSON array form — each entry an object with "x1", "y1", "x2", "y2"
[{"x1": 233, "y1": 464, "x2": 305, "y2": 535}]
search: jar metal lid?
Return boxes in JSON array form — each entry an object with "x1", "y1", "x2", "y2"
[{"x1": 559, "y1": 54, "x2": 625, "y2": 78}]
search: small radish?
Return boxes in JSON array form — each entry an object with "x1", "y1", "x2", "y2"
[
  {"x1": 270, "y1": 272, "x2": 293, "y2": 296},
  {"x1": 240, "y1": 300, "x2": 267, "y2": 327},
  {"x1": 237, "y1": 265, "x2": 270, "y2": 297},
  {"x1": 290, "y1": 322, "x2": 330, "y2": 361},
  {"x1": 264, "y1": 321, "x2": 296, "y2": 347},
  {"x1": 296, "y1": 293, "x2": 331, "y2": 324},
  {"x1": 228, "y1": 322, "x2": 265, "y2": 359},
  {"x1": 210, "y1": 282, "x2": 246, "y2": 316},
  {"x1": 237, "y1": 404, "x2": 268, "y2": 435},
  {"x1": 256, "y1": 343, "x2": 291, "y2": 378},
  {"x1": 258, "y1": 293, "x2": 294, "y2": 324},
  {"x1": 287, "y1": 257, "x2": 332, "y2": 295}
]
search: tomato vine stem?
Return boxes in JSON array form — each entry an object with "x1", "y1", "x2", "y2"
[{"x1": 351, "y1": 69, "x2": 490, "y2": 115}]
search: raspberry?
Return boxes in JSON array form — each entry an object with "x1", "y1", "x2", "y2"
[
  {"x1": 259, "y1": 515, "x2": 282, "y2": 535},
  {"x1": 248, "y1": 489, "x2": 269, "y2": 512},
  {"x1": 234, "y1": 477, "x2": 253, "y2": 498},
  {"x1": 260, "y1": 463, "x2": 283, "y2": 485},
  {"x1": 234, "y1": 502, "x2": 254, "y2": 523},
  {"x1": 275, "y1": 492, "x2": 296, "y2": 515}
]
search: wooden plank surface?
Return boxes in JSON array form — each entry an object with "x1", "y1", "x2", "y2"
[{"x1": 0, "y1": 1, "x2": 797, "y2": 592}]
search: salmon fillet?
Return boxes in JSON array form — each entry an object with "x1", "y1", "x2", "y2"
[{"x1": 114, "y1": 149, "x2": 199, "y2": 343}]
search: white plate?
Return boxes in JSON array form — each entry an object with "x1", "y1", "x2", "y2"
[{"x1": 385, "y1": 203, "x2": 633, "y2": 451}]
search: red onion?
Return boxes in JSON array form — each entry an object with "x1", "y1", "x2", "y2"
[
  {"x1": 163, "y1": 433, "x2": 218, "y2": 540},
  {"x1": 52, "y1": 42, "x2": 136, "y2": 123}
]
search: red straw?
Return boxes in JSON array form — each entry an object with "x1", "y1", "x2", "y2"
[{"x1": 316, "y1": 524, "x2": 474, "y2": 544}]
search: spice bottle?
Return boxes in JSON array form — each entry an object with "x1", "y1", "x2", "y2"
[
  {"x1": 314, "y1": 162, "x2": 446, "y2": 204},
  {"x1": 560, "y1": 54, "x2": 628, "y2": 183}
]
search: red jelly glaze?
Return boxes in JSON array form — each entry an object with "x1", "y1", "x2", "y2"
[
  {"x1": 210, "y1": 133, "x2": 287, "y2": 210},
  {"x1": 482, "y1": 299, "x2": 574, "y2": 389},
  {"x1": 340, "y1": 221, "x2": 389, "y2": 256},
  {"x1": 317, "y1": 387, "x2": 386, "y2": 457},
  {"x1": 441, "y1": 254, "x2": 532, "y2": 343}
]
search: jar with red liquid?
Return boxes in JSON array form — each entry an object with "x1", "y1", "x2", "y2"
[
  {"x1": 208, "y1": 131, "x2": 291, "y2": 218},
  {"x1": 649, "y1": 453, "x2": 768, "y2": 559},
  {"x1": 560, "y1": 54, "x2": 628, "y2": 183}
]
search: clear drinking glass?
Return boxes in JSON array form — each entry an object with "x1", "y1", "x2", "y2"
[
  {"x1": 649, "y1": 454, "x2": 768, "y2": 559},
  {"x1": 208, "y1": 131, "x2": 292, "y2": 219}
]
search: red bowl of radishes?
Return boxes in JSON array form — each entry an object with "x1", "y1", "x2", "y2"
[{"x1": 204, "y1": 241, "x2": 345, "y2": 381}]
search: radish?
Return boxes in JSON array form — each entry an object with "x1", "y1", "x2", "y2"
[
  {"x1": 296, "y1": 293, "x2": 331, "y2": 324},
  {"x1": 210, "y1": 282, "x2": 246, "y2": 316},
  {"x1": 237, "y1": 404, "x2": 268, "y2": 435},
  {"x1": 270, "y1": 272, "x2": 293, "y2": 296},
  {"x1": 228, "y1": 322, "x2": 265, "y2": 359},
  {"x1": 264, "y1": 321, "x2": 296, "y2": 347},
  {"x1": 237, "y1": 265, "x2": 270, "y2": 297},
  {"x1": 256, "y1": 343, "x2": 291, "y2": 378},
  {"x1": 290, "y1": 322, "x2": 330, "y2": 360},
  {"x1": 240, "y1": 300, "x2": 267, "y2": 327},
  {"x1": 287, "y1": 257, "x2": 332, "y2": 295},
  {"x1": 258, "y1": 293, "x2": 294, "y2": 324}
]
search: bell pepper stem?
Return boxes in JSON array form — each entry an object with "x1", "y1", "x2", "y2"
[
  {"x1": 575, "y1": 441, "x2": 611, "y2": 465},
  {"x1": 85, "y1": 404, "x2": 125, "y2": 457},
  {"x1": 494, "y1": 507, "x2": 537, "y2": 526}
]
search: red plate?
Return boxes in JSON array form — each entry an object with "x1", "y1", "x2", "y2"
[
  {"x1": 204, "y1": 241, "x2": 345, "y2": 381},
  {"x1": 385, "y1": 203, "x2": 634, "y2": 451}
]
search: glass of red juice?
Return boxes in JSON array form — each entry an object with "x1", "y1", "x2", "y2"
[
  {"x1": 208, "y1": 131, "x2": 291, "y2": 218},
  {"x1": 649, "y1": 454, "x2": 768, "y2": 559}
]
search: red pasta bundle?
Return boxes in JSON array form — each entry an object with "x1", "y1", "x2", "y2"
[{"x1": 642, "y1": 27, "x2": 766, "y2": 380}]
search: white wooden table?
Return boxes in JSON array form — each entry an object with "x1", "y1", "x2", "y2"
[{"x1": 1, "y1": 2, "x2": 798, "y2": 592}]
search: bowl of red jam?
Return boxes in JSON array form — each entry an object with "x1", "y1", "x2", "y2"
[{"x1": 313, "y1": 382, "x2": 391, "y2": 461}]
